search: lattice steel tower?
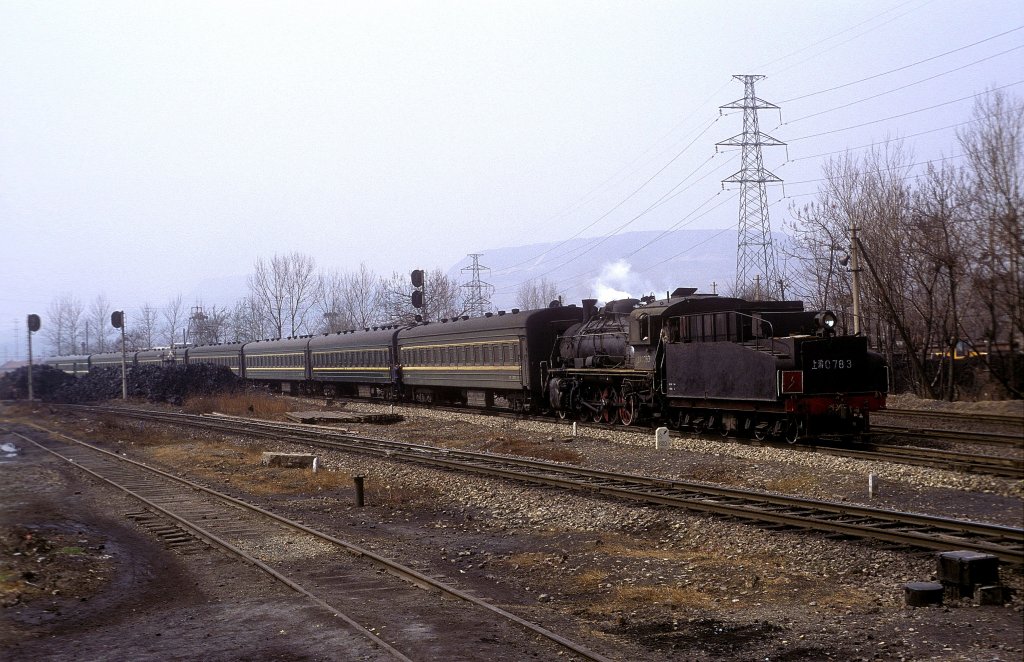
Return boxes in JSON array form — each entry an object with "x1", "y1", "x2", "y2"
[
  {"x1": 717, "y1": 75, "x2": 785, "y2": 300},
  {"x1": 460, "y1": 254, "x2": 493, "y2": 317}
]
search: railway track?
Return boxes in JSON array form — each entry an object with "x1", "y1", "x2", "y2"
[
  {"x1": 4, "y1": 422, "x2": 612, "y2": 662},
  {"x1": 362, "y1": 397, "x2": 1022, "y2": 477},
  {"x1": 882, "y1": 407, "x2": 1023, "y2": 427},
  {"x1": 317, "y1": 397, "x2": 1023, "y2": 474},
  {"x1": 782, "y1": 437, "x2": 1023, "y2": 478},
  {"x1": 871, "y1": 424, "x2": 1023, "y2": 449},
  {"x1": 54, "y1": 404, "x2": 1024, "y2": 565}
]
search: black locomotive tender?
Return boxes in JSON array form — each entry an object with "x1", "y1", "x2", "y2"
[{"x1": 45, "y1": 288, "x2": 888, "y2": 441}]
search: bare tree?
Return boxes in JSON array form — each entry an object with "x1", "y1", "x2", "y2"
[
  {"x1": 958, "y1": 88, "x2": 1023, "y2": 397},
  {"x1": 908, "y1": 161, "x2": 972, "y2": 399},
  {"x1": 43, "y1": 293, "x2": 83, "y2": 355},
  {"x1": 377, "y1": 268, "x2": 464, "y2": 325},
  {"x1": 135, "y1": 303, "x2": 159, "y2": 350},
  {"x1": 248, "y1": 252, "x2": 321, "y2": 337},
  {"x1": 343, "y1": 263, "x2": 382, "y2": 329},
  {"x1": 88, "y1": 294, "x2": 113, "y2": 353},
  {"x1": 231, "y1": 295, "x2": 270, "y2": 343},
  {"x1": 185, "y1": 304, "x2": 233, "y2": 345},
  {"x1": 515, "y1": 277, "x2": 560, "y2": 310},
  {"x1": 318, "y1": 270, "x2": 353, "y2": 334},
  {"x1": 162, "y1": 294, "x2": 184, "y2": 348}
]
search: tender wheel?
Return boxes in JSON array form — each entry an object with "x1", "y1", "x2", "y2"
[
  {"x1": 785, "y1": 419, "x2": 805, "y2": 444},
  {"x1": 753, "y1": 421, "x2": 768, "y2": 441}
]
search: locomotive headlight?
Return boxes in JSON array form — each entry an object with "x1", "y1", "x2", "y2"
[{"x1": 815, "y1": 311, "x2": 837, "y2": 336}]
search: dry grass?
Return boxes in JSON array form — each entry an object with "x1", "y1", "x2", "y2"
[
  {"x1": 146, "y1": 440, "x2": 442, "y2": 506},
  {"x1": 764, "y1": 472, "x2": 823, "y2": 493},
  {"x1": 81, "y1": 414, "x2": 181, "y2": 447},
  {"x1": 483, "y1": 437, "x2": 582, "y2": 463},
  {"x1": 182, "y1": 392, "x2": 292, "y2": 419}
]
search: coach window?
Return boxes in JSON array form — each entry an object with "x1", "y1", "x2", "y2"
[
  {"x1": 701, "y1": 315, "x2": 714, "y2": 341},
  {"x1": 722, "y1": 313, "x2": 735, "y2": 341}
]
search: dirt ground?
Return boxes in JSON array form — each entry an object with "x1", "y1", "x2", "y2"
[{"x1": 2, "y1": 398, "x2": 1022, "y2": 661}]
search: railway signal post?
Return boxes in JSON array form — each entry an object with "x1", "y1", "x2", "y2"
[
  {"x1": 411, "y1": 269, "x2": 425, "y2": 322},
  {"x1": 111, "y1": 310, "x2": 127, "y2": 400},
  {"x1": 26, "y1": 314, "x2": 40, "y2": 400}
]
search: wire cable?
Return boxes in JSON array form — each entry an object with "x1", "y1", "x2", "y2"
[
  {"x1": 786, "y1": 80, "x2": 1024, "y2": 142},
  {"x1": 780, "y1": 25, "x2": 1024, "y2": 103},
  {"x1": 783, "y1": 44, "x2": 1024, "y2": 125}
]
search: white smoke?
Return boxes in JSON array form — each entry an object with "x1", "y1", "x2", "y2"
[{"x1": 593, "y1": 259, "x2": 634, "y2": 303}]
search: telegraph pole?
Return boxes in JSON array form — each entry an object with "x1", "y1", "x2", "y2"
[
  {"x1": 848, "y1": 223, "x2": 863, "y2": 335},
  {"x1": 717, "y1": 75, "x2": 786, "y2": 299}
]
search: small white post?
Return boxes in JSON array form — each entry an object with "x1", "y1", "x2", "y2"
[
  {"x1": 655, "y1": 427, "x2": 670, "y2": 450},
  {"x1": 572, "y1": 421, "x2": 577, "y2": 437},
  {"x1": 868, "y1": 473, "x2": 878, "y2": 498}
]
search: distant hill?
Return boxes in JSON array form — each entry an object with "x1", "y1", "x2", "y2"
[
  {"x1": 459, "y1": 228, "x2": 772, "y2": 308},
  {"x1": 181, "y1": 228, "x2": 777, "y2": 312}
]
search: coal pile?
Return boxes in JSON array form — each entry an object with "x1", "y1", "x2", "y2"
[
  {"x1": 0, "y1": 365, "x2": 77, "y2": 400},
  {"x1": 50, "y1": 364, "x2": 240, "y2": 405}
]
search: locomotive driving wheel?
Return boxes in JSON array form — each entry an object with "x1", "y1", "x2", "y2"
[
  {"x1": 618, "y1": 385, "x2": 637, "y2": 427},
  {"x1": 592, "y1": 387, "x2": 619, "y2": 425}
]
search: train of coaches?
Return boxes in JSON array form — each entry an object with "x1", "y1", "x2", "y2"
[{"x1": 44, "y1": 287, "x2": 890, "y2": 441}]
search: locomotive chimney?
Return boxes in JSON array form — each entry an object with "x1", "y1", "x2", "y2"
[{"x1": 582, "y1": 298, "x2": 598, "y2": 320}]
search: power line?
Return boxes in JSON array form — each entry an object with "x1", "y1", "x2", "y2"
[
  {"x1": 785, "y1": 80, "x2": 1024, "y2": 142},
  {"x1": 782, "y1": 44, "x2": 1024, "y2": 125},
  {"x1": 782, "y1": 109, "x2": 1013, "y2": 162},
  {"x1": 494, "y1": 116, "x2": 723, "y2": 274},
  {"x1": 780, "y1": 25, "x2": 1024, "y2": 103},
  {"x1": 756, "y1": 0, "x2": 931, "y2": 72}
]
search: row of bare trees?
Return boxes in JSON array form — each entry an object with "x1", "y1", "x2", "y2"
[
  {"x1": 42, "y1": 252, "x2": 560, "y2": 354},
  {"x1": 43, "y1": 293, "x2": 187, "y2": 355},
  {"x1": 785, "y1": 89, "x2": 1022, "y2": 399}
]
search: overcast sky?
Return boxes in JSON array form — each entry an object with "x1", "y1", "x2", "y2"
[{"x1": 2, "y1": 0, "x2": 1022, "y2": 359}]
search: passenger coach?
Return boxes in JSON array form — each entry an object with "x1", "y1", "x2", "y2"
[
  {"x1": 397, "y1": 306, "x2": 584, "y2": 411},
  {"x1": 309, "y1": 327, "x2": 402, "y2": 399},
  {"x1": 189, "y1": 342, "x2": 246, "y2": 377}
]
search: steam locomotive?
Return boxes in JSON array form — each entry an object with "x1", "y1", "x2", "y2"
[{"x1": 44, "y1": 287, "x2": 888, "y2": 441}]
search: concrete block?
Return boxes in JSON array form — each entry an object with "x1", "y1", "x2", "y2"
[
  {"x1": 655, "y1": 427, "x2": 671, "y2": 449},
  {"x1": 261, "y1": 452, "x2": 318, "y2": 470}
]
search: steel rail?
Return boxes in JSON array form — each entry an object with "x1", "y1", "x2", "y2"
[
  {"x1": 6, "y1": 422, "x2": 612, "y2": 662},
  {"x1": 882, "y1": 408, "x2": 1023, "y2": 426},
  {"x1": 871, "y1": 424, "x2": 1023, "y2": 449},
  {"x1": 5, "y1": 426, "x2": 412, "y2": 662},
  {"x1": 783, "y1": 438, "x2": 1023, "y2": 478},
  {"x1": 63, "y1": 405, "x2": 1024, "y2": 565}
]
